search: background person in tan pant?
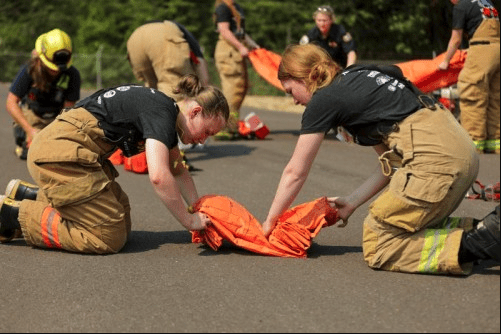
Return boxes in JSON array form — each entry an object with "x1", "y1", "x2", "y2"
[
  {"x1": 0, "y1": 75, "x2": 229, "y2": 254},
  {"x1": 261, "y1": 44, "x2": 499, "y2": 275},
  {"x1": 439, "y1": 0, "x2": 500, "y2": 154},
  {"x1": 127, "y1": 20, "x2": 210, "y2": 97},
  {"x1": 213, "y1": 0, "x2": 259, "y2": 140}
]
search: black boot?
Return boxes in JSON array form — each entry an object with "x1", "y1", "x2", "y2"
[
  {"x1": 0, "y1": 196, "x2": 21, "y2": 243},
  {"x1": 5, "y1": 179, "x2": 39, "y2": 201},
  {"x1": 459, "y1": 205, "x2": 500, "y2": 263}
]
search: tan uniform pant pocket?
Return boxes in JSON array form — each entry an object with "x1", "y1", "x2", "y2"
[{"x1": 370, "y1": 169, "x2": 455, "y2": 232}]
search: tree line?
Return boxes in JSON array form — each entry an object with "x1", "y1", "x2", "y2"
[{"x1": 1, "y1": 0, "x2": 499, "y2": 90}]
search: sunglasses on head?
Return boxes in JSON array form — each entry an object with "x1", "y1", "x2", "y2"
[{"x1": 317, "y1": 6, "x2": 333, "y2": 14}]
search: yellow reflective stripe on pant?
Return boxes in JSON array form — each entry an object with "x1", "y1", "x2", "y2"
[
  {"x1": 418, "y1": 217, "x2": 462, "y2": 273},
  {"x1": 473, "y1": 140, "x2": 486, "y2": 151},
  {"x1": 485, "y1": 139, "x2": 500, "y2": 151}
]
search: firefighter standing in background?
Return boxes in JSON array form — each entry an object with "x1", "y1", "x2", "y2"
[
  {"x1": 127, "y1": 20, "x2": 211, "y2": 97},
  {"x1": 438, "y1": 0, "x2": 500, "y2": 154},
  {"x1": 261, "y1": 44, "x2": 500, "y2": 275},
  {"x1": 6, "y1": 28, "x2": 81, "y2": 160},
  {"x1": 213, "y1": 0, "x2": 259, "y2": 140},
  {"x1": 0, "y1": 75, "x2": 230, "y2": 253},
  {"x1": 299, "y1": 5, "x2": 357, "y2": 68}
]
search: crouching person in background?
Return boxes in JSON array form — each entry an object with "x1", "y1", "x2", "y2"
[{"x1": 6, "y1": 28, "x2": 81, "y2": 160}]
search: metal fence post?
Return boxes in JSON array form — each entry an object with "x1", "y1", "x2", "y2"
[{"x1": 96, "y1": 44, "x2": 104, "y2": 89}]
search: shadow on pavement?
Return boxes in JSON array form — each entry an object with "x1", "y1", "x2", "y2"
[
  {"x1": 121, "y1": 230, "x2": 192, "y2": 253},
  {"x1": 122, "y1": 232, "x2": 363, "y2": 258},
  {"x1": 471, "y1": 260, "x2": 501, "y2": 276},
  {"x1": 308, "y1": 243, "x2": 363, "y2": 258},
  {"x1": 195, "y1": 242, "x2": 363, "y2": 258},
  {"x1": 185, "y1": 144, "x2": 256, "y2": 163}
]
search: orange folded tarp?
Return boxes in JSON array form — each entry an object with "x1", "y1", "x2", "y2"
[
  {"x1": 191, "y1": 195, "x2": 338, "y2": 258},
  {"x1": 248, "y1": 48, "x2": 285, "y2": 91},
  {"x1": 248, "y1": 48, "x2": 467, "y2": 94},
  {"x1": 396, "y1": 50, "x2": 467, "y2": 93}
]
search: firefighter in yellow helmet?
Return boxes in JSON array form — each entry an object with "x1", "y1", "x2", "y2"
[{"x1": 5, "y1": 28, "x2": 81, "y2": 160}]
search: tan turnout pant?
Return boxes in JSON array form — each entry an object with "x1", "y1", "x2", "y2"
[
  {"x1": 214, "y1": 37, "x2": 248, "y2": 123},
  {"x1": 458, "y1": 19, "x2": 500, "y2": 151},
  {"x1": 19, "y1": 108, "x2": 131, "y2": 254},
  {"x1": 363, "y1": 106, "x2": 479, "y2": 275},
  {"x1": 127, "y1": 21, "x2": 196, "y2": 96},
  {"x1": 13, "y1": 105, "x2": 55, "y2": 144}
]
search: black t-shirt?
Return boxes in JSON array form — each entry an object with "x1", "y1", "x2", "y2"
[
  {"x1": 215, "y1": 2, "x2": 246, "y2": 37},
  {"x1": 10, "y1": 65, "x2": 81, "y2": 113},
  {"x1": 76, "y1": 85, "x2": 179, "y2": 150},
  {"x1": 302, "y1": 24, "x2": 356, "y2": 68},
  {"x1": 301, "y1": 66, "x2": 421, "y2": 146},
  {"x1": 452, "y1": 0, "x2": 496, "y2": 39}
]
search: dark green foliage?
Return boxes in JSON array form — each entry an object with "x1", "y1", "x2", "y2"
[{"x1": 1, "y1": 0, "x2": 499, "y2": 94}]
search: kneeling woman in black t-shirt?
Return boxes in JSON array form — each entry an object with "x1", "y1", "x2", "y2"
[
  {"x1": 0, "y1": 74, "x2": 229, "y2": 254},
  {"x1": 262, "y1": 44, "x2": 499, "y2": 275}
]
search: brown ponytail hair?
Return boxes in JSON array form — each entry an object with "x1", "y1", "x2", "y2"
[
  {"x1": 278, "y1": 44, "x2": 342, "y2": 93},
  {"x1": 173, "y1": 74, "x2": 230, "y2": 121},
  {"x1": 213, "y1": 0, "x2": 242, "y2": 32},
  {"x1": 28, "y1": 53, "x2": 54, "y2": 92}
]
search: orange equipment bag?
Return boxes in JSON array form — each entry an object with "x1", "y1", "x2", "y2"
[
  {"x1": 191, "y1": 195, "x2": 338, "y2": 258},
  {"x1": 465, "y1": 180, "x2": 500, "y2": 202},
  {"x1": 108, "y1": 149, "x2": 124, "y2": 165},
  {"x1": 238, "y1": 112, "x2": 270, "y2": 139},
  {"x1": 107, "y1": 149, "x2": 149, "y2": 174},
  {"x1": 123, "y1": 151, "x2": 148, "y2": 174},
  {"x1": 396, "y1": 50, "x2": 467, "y2": 93},
  {"x1": 248, "y1": 48, "x2": 285, "y2": 92}
]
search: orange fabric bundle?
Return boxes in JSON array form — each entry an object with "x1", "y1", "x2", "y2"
[
  {"x1": 248, "y1": 48, "x2": 285, "y2": 92},
  {"x1": 108, "y1": 149, "x2": 149, "y2": 174},
  {"x1": 396, "y1": 50, "x2": 467, "y2": 93},
  {"x1": 108, "y1": 149, "x2": 124, "y2": 165},
  {"x1": 191, "y1": 195, "x2": 337, "y2": 258},
  {"x1": 248, "y1": 48, "x2": 466, "y2": 94},
  {"x1": 123, "y1": 152, "x2": 148, "y2": 174}
]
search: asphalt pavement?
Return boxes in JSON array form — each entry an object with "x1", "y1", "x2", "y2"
[{"x1": 0, "y1": 83, "x2": 499, "y2": 333}]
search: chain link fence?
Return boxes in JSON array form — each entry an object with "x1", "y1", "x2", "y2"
[
  {"x1": 0, "y1": 50, "x2": 285, "y2": 96},
  {"x1": 1, "y1": 50, "x2": 137, "y2": 90}
]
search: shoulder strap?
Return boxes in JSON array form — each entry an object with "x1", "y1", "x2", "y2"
[{"x1": 55, "y1": 72, "x2": 70, "y2": 90}]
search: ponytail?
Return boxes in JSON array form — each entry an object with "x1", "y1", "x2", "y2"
[
  {"x1": 28, "y1": 55, "x2": 53, "y2": 92},
  {"x1": 278, "y1": 44, "x2": 341, "y2": 93},
  {"x1": 174, "y1": 74, "x2": 230, "y2": 121},
  {"x1": 173, "y1": 73, "x2": 203, "y2": 98}
]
